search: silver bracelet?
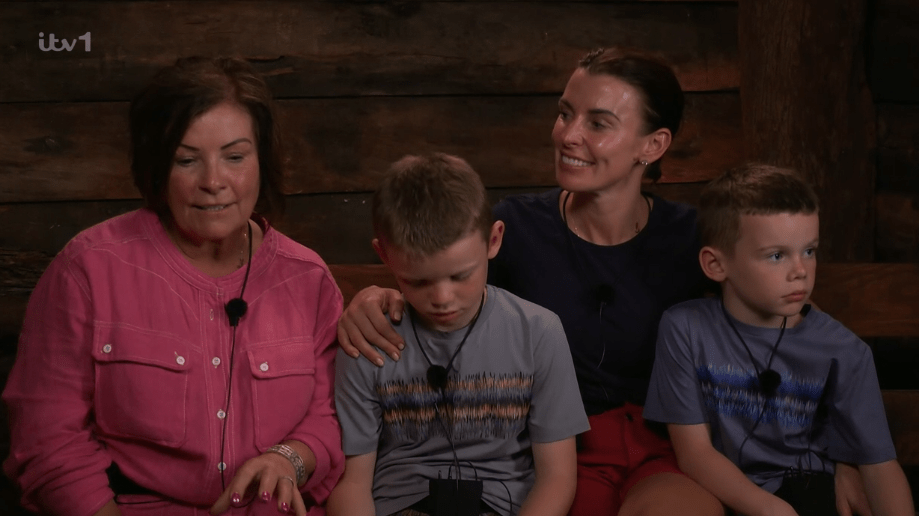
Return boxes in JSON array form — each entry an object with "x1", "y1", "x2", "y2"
[{"x1": 267, "y1": 444, "x2": 306, "y2": 486}]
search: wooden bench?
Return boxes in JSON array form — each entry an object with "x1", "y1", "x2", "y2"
[{"x1": 329, "y1": 262, "x2": 919, "y2": 475}]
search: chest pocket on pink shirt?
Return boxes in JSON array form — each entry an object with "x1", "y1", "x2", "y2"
[
  {"x1": 247, "y1": 342, "x2": 315, "y2": 449},
  {"x1": 92, "y1": 325, "x2": 190, "y2": 446}
]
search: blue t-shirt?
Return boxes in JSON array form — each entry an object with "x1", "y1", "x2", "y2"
[
  {"x1": 644, "y1": 298, "x2": 897, "y2": 492},
  {"x1": 490, "y1": 188, "x2": 706, "y2": 414}
]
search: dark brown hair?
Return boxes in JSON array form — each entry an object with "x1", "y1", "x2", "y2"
[
  {"x1": 578, "y1": 47, "x2": 684, "y2": 181},
  {"x1": 372, "y1": 153, "x2": 492, "y2": 256},
  {"x1": 129, "y1": 57, "x2": 285, "y2": 221},
  {"x1": 698, "y1": 163, "x2": 819, "y2": 254}
]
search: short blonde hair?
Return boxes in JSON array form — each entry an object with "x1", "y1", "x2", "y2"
[{"x1": 372, "y1": 153, "x2": 492, "y2": 256}]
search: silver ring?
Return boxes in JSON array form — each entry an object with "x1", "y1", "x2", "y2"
[{"x1": 279, "y1": 475, "x2": 296, "y2": 487}]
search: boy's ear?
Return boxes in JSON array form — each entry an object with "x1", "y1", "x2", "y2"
[
  {"x1": 486, "y1": 221, "x2": 505, "y2": 260},
  {"x1": 639, "y1": 128, "x2": 672, "y2": 165},
  {"x1": 372, "y1": 238, "x2": 389, "y2": 264},
  {"x1": 699, "y1": 245, "x2": 728, "y2": 282}
]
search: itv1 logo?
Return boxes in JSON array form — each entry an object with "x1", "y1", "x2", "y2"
[{"x1": 39, "y1": 32, "x2": 91, "y2": 52}]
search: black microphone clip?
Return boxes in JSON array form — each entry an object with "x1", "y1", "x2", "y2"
[
  {"x1": 427, "y1": 365, "x2": 449, "y2": 391},
  {"x1": 225, "y1": 298, "x2": 248, "y2": 327},
  {"x1": 759, "y1": 369, "x2": 782, "y2": 397}
]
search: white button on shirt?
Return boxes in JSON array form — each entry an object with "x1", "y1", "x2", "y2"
[
  {"x1": 176, "y1": 356, "x2": 185, "y2": 366},
  {"x1": 212, "y1": 357, "x2": 221, "y2": 367},
  {"x1": 259, "y1": 362, "x2": 269, "y2": 372},
  {"x1": 102, "y1": 344, "x2": 112, "y2": 353},
  {"x1": 217, "y1": 410, "x2": 226, "y2": 420},
  {"x1": 217, "y1": 462, "x2": 226, "y2": 471}
]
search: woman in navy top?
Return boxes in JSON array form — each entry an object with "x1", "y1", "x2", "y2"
[{"x1": 338, "y1": 48, "x2": 866, "y2": 516}]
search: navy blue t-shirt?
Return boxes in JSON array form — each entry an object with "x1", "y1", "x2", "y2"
[{"x1": 490, "y1": 188, "x2": 706, "y2": 415}]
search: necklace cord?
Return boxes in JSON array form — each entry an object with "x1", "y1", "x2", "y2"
[
  {"x1": 722, "y1": 301, "x2": 788, "y2": 469},
  {"x1": 220, "y1": 220, "x2": 253, "y2": 491},
  {"x1": 411, "y1": 290, "x2": 486, "y2": 389},
  {"x1": 721, "y1": 301, "x2": 787, "y2": 387},
  {"x1": 562, "y1": 190, "x2": 651, "y2": 240},
  {"x1": 561, "y1": 190, "x2": 652, "y2": 372}
]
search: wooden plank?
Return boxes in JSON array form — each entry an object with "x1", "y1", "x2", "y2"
[
  {"x1": 5, "y1": 241, "x2": 919, "y2": 338},
  {"x1": 875, "y1": 104, "x2": 919, "y2": 261},
  {"x1": 868, "y1": 0, "x2": 919, "y2": 103},
  {"x1": 0, "y1": 292, "x2": 30, "y2": 347},
  {"x1": 738, "y1": 0, "x2": 876, "y2": 262},
  {"x1": 877, "y1": 103, "x2": 919, "y2": 194},
  {"x1": 812, "y1": 263, "x2": 919, "y2": 337},
  {"x1": 873, "y1": 338, "x2": 919, "y2": 390},
  {"x1": 330, "y1": 264, "x2": 397, "y2": 308},
  {"x1": 0, "y1": 2, "x2": 739, "y2": 103},
  {"x1": 0, "y1": 93, "x2": 742, "y2": 203},
  {"x1": 0, "y1": 183, "x2": 704, "y2": 260},
  {"x1": 876, "y1": 192, "x2": 919, "y2": 262},
  {"x1": 883, "y1": 390, "x2": 919, "y2": 466}
]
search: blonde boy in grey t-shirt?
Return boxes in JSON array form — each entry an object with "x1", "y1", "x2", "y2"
[{"x1": 328, "y1": 153, "x2": 589, "y2": 516}]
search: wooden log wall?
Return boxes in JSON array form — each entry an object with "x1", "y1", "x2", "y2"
[
  {"x1": 871, "y1": 0, "x2": 919, "y2": 263},
  {"x1": 865, "y1": 2, "x2": 919, "y2": 504},
  {"x1": 0, "y1": 0, "x2": 744, "y2": 333},
  {"x1": 0, "y1": 0, "x2": 915, "y2": 512}
]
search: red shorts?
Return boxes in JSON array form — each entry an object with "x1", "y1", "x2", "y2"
[{"x1": 568, "y1": 403, "x2": 683, "y2": 516}]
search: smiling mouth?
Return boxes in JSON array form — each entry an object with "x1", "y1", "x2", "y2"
[
  {"x1": 560, "y1": 155, "x2": 593, "y2": 167},
  {"x1": 195, "y1": 204, "x2": 230, "y2": 211}
]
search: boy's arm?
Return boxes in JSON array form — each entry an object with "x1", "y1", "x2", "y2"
[
  {"x1": 835, "y1": 462, "x2": 873, "y2": 516},
  {"x1": 859, "y1": 460, "x2": 914, "y2": 516},
  {"x1": 326, "y1": 452, "x2": 377, "y2": 516},
  {"x1": 668, "y1": 423, "x2": 799, "y2": 516},
  {"x1": 517, "y1": 437, "x2": 577, "y2": 516}
]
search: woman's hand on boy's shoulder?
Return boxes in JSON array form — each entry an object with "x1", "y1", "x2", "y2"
[{"x1": 337, "y1": 286, "x2": 406, "y2": 367}]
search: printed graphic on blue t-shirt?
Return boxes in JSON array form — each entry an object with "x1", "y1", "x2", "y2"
[{"x1": 696, "y1": 365, "x2": 825, "y2": 428}]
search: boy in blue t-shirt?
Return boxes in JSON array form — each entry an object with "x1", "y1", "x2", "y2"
[{"x1": 644, "y1": 163, "x2": 914, "y2": 516}]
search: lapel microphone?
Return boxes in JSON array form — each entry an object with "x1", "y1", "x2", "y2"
[
  {"x1": 225, "y1": 298, "x2": 248, "y2": 327},
  {"x1": 427, "y1": 365, "x2": 449, "y2": 391}
]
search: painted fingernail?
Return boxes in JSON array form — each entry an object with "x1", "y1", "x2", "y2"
[
  {"x1": 374, "y1": 357, "x2": 384, "y2": 367},
  {"x1": 231, "y1": 492, "x2": 241, "y2": 504},
  {"x1": 261, "y1": 490, "x2": 271, "y2": 501},
  {"x1": 390, "y1": 352, "x2": 400, "y2": 361},
  {"x1": 280, "y1": 502, "x2": 290, "y2": 512}
]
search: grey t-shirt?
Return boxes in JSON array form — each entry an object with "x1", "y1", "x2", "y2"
[
  {"x1": 335, "y1": 285, "x2": 589, "y2": 516},
  {"x1": 644, "y1": 298, "x2": 896, "y2": 493}
]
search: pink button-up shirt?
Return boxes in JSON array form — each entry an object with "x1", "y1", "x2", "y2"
[{"x1": 3, "y1": 209, "x2": 344, "y2": 516}]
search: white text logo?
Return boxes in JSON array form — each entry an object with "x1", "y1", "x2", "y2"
[{"x1": 39, "y1": 32, "x2": 91, "y2": 52}]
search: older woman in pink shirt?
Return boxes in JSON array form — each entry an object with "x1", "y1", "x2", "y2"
[{"x1": 3, "y1": 57, "x2": 343, "y2": 516}]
